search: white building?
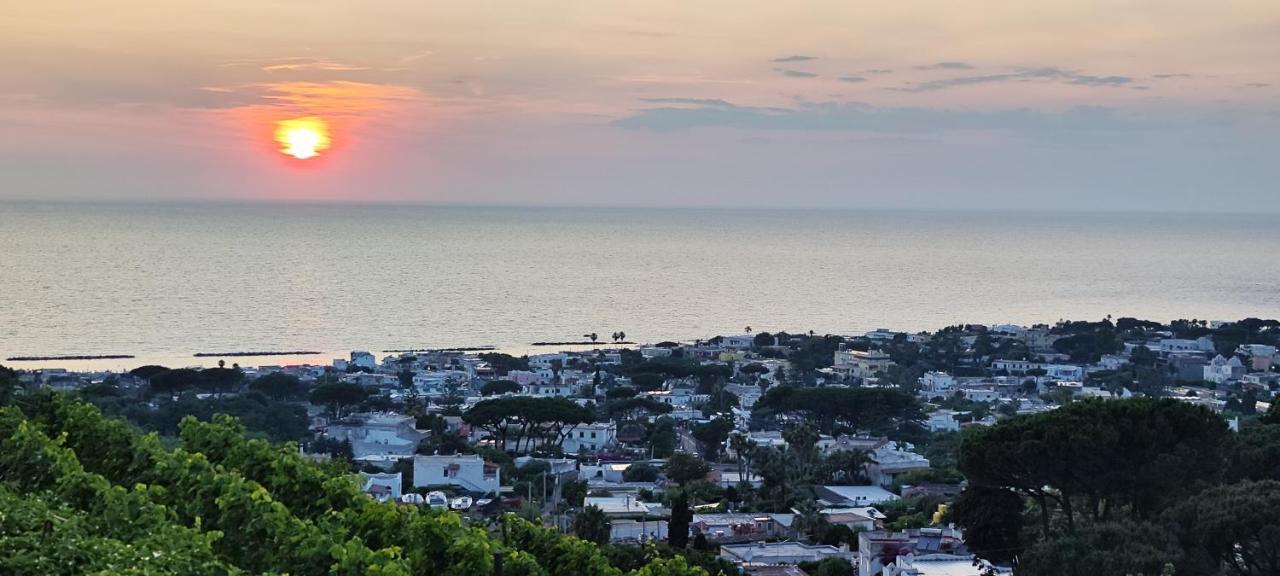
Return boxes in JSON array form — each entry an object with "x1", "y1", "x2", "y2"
[
  {"x1": 925, "y1": 410, "x2": 962, "y2": 433},
  {"x1": 1158, "y1": 337, "x2": 1216, "y2": 354},
  {"x1": 325, "y1": 413, "x2": 424, "y2": 468},
  {"x1": 833, "y1": 348, "x2": 896, "y2": 379},
  {"x1": 818, "y1": 485, "x2": 901, "y2": 506},
  {"x1": 866, "y1": 445, "x2": 931, "y2": 487},
  {"x1": 585, "y1": 495, "x2": 653, "y2": 517},
  {"x1": 918, "y1": 372, "x2": 956, "y2": 396},
  {"x1": 1096, "y1": 354, "x2": 1130, "y2": 371},
  {"x1": 720, "y1": 542, "x2": 854, "y2": 567},
  {"x1": 360, "y1": 471, "x2": 403, "y2": 502},
  {"x1": 610, "y1": 519, "x2": 668, "y2": 543},
  {"x1": 413, "y1": 454, "x2": 500, "y2": 494},
  {"x1": 350, "y1": 351, "x2": 377, "y2": 369},
  {"x1": 1204, "y1": 355, "x2": 1245, "y2": 384},
  {"x1": 562, "y1": 422, "x2": 617, "y2": 453},
  {"x1": 961, "y1": 388, "x2": 1000, "y2": 403}
]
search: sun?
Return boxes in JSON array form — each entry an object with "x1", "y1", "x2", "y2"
[{"x1": 274, "y1": 117, "x2": 331, "y2": 160}]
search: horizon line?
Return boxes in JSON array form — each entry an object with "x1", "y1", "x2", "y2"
[{"x1": 0, "y1": 196, "x2": 1272, "y2": 218}]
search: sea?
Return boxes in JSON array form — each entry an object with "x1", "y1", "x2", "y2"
[{"x1": 2, "y1": 201, "x2": 1278, "y2": 371}]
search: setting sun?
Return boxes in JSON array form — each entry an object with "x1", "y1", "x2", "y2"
[{"x1": 274, "y1": 117, "x2": 331, "y2": 160}]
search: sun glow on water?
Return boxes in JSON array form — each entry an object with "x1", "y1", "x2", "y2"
[{"x1": 274, "y1": 117, "x2": 331, "y2": 160}]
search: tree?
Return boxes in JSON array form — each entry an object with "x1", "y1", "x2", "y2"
[
  {"x1": 960, "y1": 398, "x2": 1229, "y2": 536},
  {"x1": 631, "y1": 556, "x2": 707, "y2": 576},
  {"x1": 739, "y1": 363, "x2": 769, "y2": 380},
  {"x1": 463, "y1": 396, "x2": 595, "y2": 453},
  {"x1": 647, "y1": 417, "x2": 678, "y2": 458},
  {"x1": 809, "y1": 557, "x2": 855, "y2": 576},
  {"x1": 478, "y1": 353, "x2": 530, "y2": 375},
  {"x1": 752, "y1": 332, "x2": 776, "y2": 348},
  {"x1": 1175, "y1": 480, "x2": 1280, "y2": 576},
  {"x1": 729, "y1": 433, "x2": 757, "y2": 486},
  {"x1": 561, "y1": 479, "x2": 588, "y2": 508},
  {"x1": 310, "y1": 380, "x2": 368, "y2": 418},
  {"x1": 482, "y1": 379, "x2": 521, "y2": 396},
  {"x1": 690, "y1": 416, "x2": 733, "y2": 460},
  {"x1": 249, "y1": 372, "x2": 303, "y2": 401},
  {"x1": 572, "y1": 505, "x2": 611, "y2": 546},
  {"x1": 149, "y1": 368, "x2": 201, "y2": 397},
  {"x1": 623, "y1": 462, "x2": 660, "y2": 483},
  {"x1": 669, "y1": 490, "x2": 692, "y2": 549},
  {"x1": 199, "y1": 367, "x2": 243, "y2": 397},
  {"x1": 664, "y1": 453, "x2": 710, "y2": 485},
  {"x1": 951, "y1": 486, "x2": 1025, "y2": 563},
  {"x1": 630, "y1": 373, "x2": 666, "y2": 392},
  {"x1": 129, "y1": 364, "x2": 170, "y2": 381},
  {"x1": 754, "y1": 386, "x2": 925, "y2": 440},
  {"x1": 1019, "y1": 521, "x2": 1182, "y2": 576}
]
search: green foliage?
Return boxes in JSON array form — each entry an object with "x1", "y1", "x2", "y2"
[
  {"x1": 249, "y1": 371, "x2": 304, "y2": 400},
  {"x1": 0, "y1": 393, "x2": 716, "y2": 576},
  {"x1": 960, "y1": 398, "x2": 1228, "y2": 532},
  {"x1": 0, "y1": 484, "x2": 234, "y2": 576},
  {"x1": 1019, "y1": 521, "x2": 1181, "y2": 576},
  {"x1": 482, "y1": 379, "x2": 522, "y2": 396},
  {"x1": 605, "y1": 396, "x2": 673, "y2": 421},
  {"x1": 950, "y1": 486, "x2": 1025, "y2": 563},
  {"x1": 310, "y1": 380, "x2": 369, "y2": 417},
  {"x1": 807, "y1": 557, "x2": 855, "y2": 576},
  {"x1": 1050, "y1": 320, "x2": 1122, "y2": 363},
  {"x1": 1229, "y1": 423, "x2": 1280, "y2": 482},
  {"x1": 624, "y1": 461, "x2": 660, "y2": 482},
  {"x1": 630, "y1": 556, "x2": 708, "y2": 576},
  {"x1": 1171, "y1": 480, "x2": 1280, "y2": 576},
  {"x1": 573, "y1": 505, "x2": 613, "y2": 546},
  {"x1": 478, "y1": 353, "x2": 531, "y2": 375},
  {"x1": 664, "y1": 453, "x2": 710, "y2": 485},
  {"x1": 464, "y1": 396, "x2": 595, "y2": 453},
  {"x1": 690, "y1": 416, "x2": 733, "y2": 460},
  {"x1": 754, "y1": 385, "x2": 925, "y2": 440},
  {"x1": 668, "y1": 490, "x2": 692, "y2": 549},
  {"x1": 91, "y1": 392, "x2": 310, "y2": 442},
  {"x1": 646, "y1": 417, "x2": 678, "y2": 458}
]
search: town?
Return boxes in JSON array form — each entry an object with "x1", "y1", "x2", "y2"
[{"x1": 2, "y1": 316, "x2": 1278, "y2": 576}]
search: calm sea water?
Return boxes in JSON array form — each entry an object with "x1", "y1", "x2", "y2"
[{"x1": 2, "y1": 202, "x2": 1278, "y2": 370}]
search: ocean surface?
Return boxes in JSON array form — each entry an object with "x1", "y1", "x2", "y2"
[{"x1": 2, "y1": 201, "x2": 1278, "y2": 370}]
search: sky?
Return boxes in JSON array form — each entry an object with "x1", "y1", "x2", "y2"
[{"x1": 2, "y1": 1, "x2": 1278, "y2": 211}]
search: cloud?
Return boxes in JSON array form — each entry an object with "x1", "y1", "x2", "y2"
[
  {"x1": 1152, "y1": 73, "x2": 1192, "y2": 79},
  {"x1": 838, "y1": 76, "x2": 868, "y2": 83},
  {"x1": 773, "y1": 55, "x2": 818, "y2": 63},
  {"x1": 261, "y1": 58, "x2": 370, "y2": 72},
  {"x1": 917, "y1": 62, "x2": 976, "y2": 70},
  {"x1": 613, "y1": 98, "x2": 1143, "y2": 136},
  {"x1": 867, "y1": 69, "x2": 893, "y2": 74},
  {"x1": 777, "y1": 69, "x2": 819, "y2": 78},
  {"x1": 1245, "y1": 82, "x2": 1270, "y2": 88},
  {"x1": 640, "y1": 97, "x2": 734, "y2": 106},
  {"x1": 893, "y1": 67, "x2": 1133, "y2": 92}
]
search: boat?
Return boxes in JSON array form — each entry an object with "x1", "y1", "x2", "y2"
[
  {"x1": 426, "y1": 491, "x2": 448, "y2": 509},
  {"x1": 474, "y1": 498, "x2": 494, "y2": 508},
  {"x1": 450, "y1": 496, "x2": 473, "y2": 510},
  {"x1": 399, "y1": 493, "x2": 424, "y2": 505}
]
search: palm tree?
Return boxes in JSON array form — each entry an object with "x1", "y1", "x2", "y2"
[{"x1": 730, "y1": 433, "x2": 758, "y2": 485}]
